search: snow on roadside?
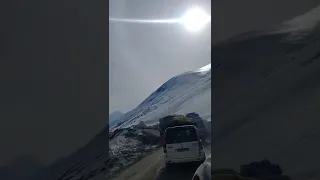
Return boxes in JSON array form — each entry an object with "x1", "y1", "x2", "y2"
[{"x1": 108, "y1": 128, "x2": 161, "y2": 179}]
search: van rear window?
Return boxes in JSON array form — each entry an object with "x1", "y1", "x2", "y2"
[{"x1": 166, "y1": 128, "x2": 197, "y2": 144}]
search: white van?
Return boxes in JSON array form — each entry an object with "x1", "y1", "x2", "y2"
[{"x1": 163, "y1": 125, "x2": 206, "y2": 168}]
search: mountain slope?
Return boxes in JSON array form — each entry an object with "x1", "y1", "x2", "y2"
[
  {"x1": 0, "y1": 156, "x2": 45, "y2": 180},
  {"x1": 212, "y1": 5, "x2": 320, "y2": 179},
  {"x1": 116, "y1": 64, "x2": 211, "y2": 129},
  {"x1": 42, "y1": 64, "x2": 210, "y2": 180},
  {"x1": 109, "y1": 111, "x2": 124, "y2": 128}
]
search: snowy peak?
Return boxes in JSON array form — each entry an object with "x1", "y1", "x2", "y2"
[
  {"x1": 109, "y1": 111, "x2": 124, "y2": 128},
  {"x1": 195, "y1": 63, "x2": 211, "y2": 74},
  {"x1": 116, "y1": 63, "x2": 211, "y2": 129},
  {"x1": 109, "y1": 111, "x2": 123, "y2": 121}
]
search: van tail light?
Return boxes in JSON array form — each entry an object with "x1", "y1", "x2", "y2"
[
  {"x1": 163, "y1": 135, "x2": 167, "y2": 153},
  {"x1": 196, "y1": 130, "x2": 200, "y2": 142},
  {"x1": 195, "y1": 131, "x2": 203, "y2": 150}
]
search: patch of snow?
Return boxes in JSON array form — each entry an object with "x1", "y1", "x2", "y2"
[
  {"x1": 141, "y1": 129, "x2": 160, "y2": 137},
  {"x1": 109, "y1": 133, "x2": 140, "y2": 153},
  {"x1": 195, "y1": 63, "x2": 211, "y2": 74}
]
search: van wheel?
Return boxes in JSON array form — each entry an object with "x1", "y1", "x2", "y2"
[{"x1": 166, "y1": 163, "x2": 173, "y2": 173}]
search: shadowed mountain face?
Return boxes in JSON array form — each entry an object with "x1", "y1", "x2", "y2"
[
  {"x1": 0, "y1": 156, "x2": 45, "y2": 180},
  {"x1": 212, "y1": 23, "x2": 320, "y2": 140},
  {"x1": 212, "y1": 0, "x2": 320, "y2": 43},
  {"x1": 0, "y1": 0, "x2": 108, "y2": 167},
  {"x1": 212, "y1": 5, "x2": 320, "y2": 179}
]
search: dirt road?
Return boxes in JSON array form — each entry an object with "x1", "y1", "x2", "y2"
[{"x1": 112, "y1": 146, "x2": 210, "y2": 180}]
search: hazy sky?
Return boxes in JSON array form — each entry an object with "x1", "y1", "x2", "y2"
[
  {"x1": 109, "y1": 0, "x2": 320, "y2": 114},
  {"x1": 109, "y1": 0, "x2": 211, "y2": 113}
]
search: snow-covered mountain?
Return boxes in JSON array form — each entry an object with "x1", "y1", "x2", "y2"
[
  {"x1": 108, "y1": 111, "x2": 123, "y2": 129},
  {"x1": 212, "y1": 4, "x2": 320, "y2": 180},
  {"x1": 115, "y1": 64, "x2": 211, "y2": 129}
]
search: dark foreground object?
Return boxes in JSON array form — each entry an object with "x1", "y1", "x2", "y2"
[
  {"x1": 240, "y1": 159, "x2": 283, "y2": 178},
  {"x1": 211, "y1": 159, "x2": 291, "y2": 180}
]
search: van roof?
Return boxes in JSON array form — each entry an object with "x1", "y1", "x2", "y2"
[{"x1": 165, "y1": 125, "x2": 196, "y2": 131}]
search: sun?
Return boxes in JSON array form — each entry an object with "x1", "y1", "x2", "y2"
[{"x1": 181, "y1": 7, "x2": 211, "y2": 33}]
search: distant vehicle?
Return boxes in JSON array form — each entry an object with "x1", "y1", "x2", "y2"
[
  {"x1": 186, "y1": 113, "x2": 208, "y2": 141},
  {"x1": 163, "y1": 125, "x2": 206, "y2": 169},
  {"x1": 159, "y1": 114, "x2": 195, "y2": 136},
  {"x1": 158, "y1": 113, "x2": 208, "y2": 141},
  {"x1": 194, "y1": 119, "x2": 208, "y2": 141},
  {"x1": 192, "y1": 154, "x2": 211, "y2": 180}
]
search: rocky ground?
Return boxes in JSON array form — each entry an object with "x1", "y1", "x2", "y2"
[
  {"x1": 41, "y1": 118, "x2": 210, "y2": 180},
  {"x1": 108, "y1": 126, "x2": 162, "y2": 179}
]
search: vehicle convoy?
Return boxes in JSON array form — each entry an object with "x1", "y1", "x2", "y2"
[
  {"x1": 158, "y1": 114, "x2": 208, "y2": 169},
  {"x1": 159, "y1": 113, "x2": 208, "y2": 140},
  {"x1": 163, "y1": 125, "x2": 206, "y2": 169}
]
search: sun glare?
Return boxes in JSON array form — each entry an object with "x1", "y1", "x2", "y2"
[
  {"x1": 109, "y1": 6, "x2": 210, "y2": 33},
  {"x1": 181, "y1": 7, "x2": 211, "y2": 33}
]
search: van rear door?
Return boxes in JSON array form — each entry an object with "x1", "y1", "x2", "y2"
[{"x1": 165, "y1": 127, "x2": 200, "y2": 159}]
